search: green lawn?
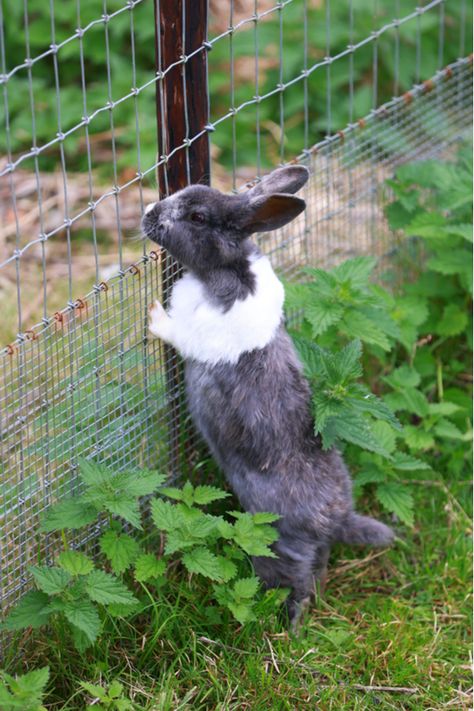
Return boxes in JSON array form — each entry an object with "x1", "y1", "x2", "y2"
[{"x1": 4, "y1": 468, "x2": 471, "y2": 710}]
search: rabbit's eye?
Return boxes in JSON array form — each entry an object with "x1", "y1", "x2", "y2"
[{"x1": 190, "y1": 212, "x2": 206, "y2": 224}]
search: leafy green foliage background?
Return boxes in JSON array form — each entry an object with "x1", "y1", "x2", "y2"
[
  {"x1": 1, "y1": 0, "x2": 471, "y2": 173},
  {"x1": 3, "y1": 460, "x2": 283, "y2": 650},
  {"x1": 286, "y1": 143, "x2": 472, "y2": 526}
]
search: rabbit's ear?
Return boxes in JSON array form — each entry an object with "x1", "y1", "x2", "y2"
[
  {"x1": 248, "y1": 165, "x2": 309, "y2": 198},
  {"x1": 243, "y1": 193, "x2": 306, "y2": 233}
]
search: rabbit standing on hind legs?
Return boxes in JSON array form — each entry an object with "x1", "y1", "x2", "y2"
[{"x1": 142, "y1": 165, "x2": 394, "y2": 629}]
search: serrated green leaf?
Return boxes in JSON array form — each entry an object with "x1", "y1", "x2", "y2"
[
  {"x1": 215, "y1": 517, "x2": 235, "y2": 539},
  {"x1": 392, "y1": 296, "x2": 428, "y2": 328},
  {"x1": 2, "y1": 591, "x2": 51, "y2": 631},
  {"x1": 391, "y1": 453, "x2": 430, "y2": 471},
  {"x1": 227, "y1": 601, "x2": 256, "y2": 624},
  {"x1": 283, "y1": 280, "x2": 311, "y2": 310},
  {"x1": 321, "y1": 415, "x2": 392, "y2": 458},
  {"x1": 40, "y1": 497, "x2": 97, "y2": 533},
  {"x1": 122, "y1": 469, "x2": 166, "y2": 497},
  {"x1": 57, "y1": 551, "x2": 94, "y2": 576},
  {"x1": 342, "y1": 310, "x2": 391, "y2": 350},
  {"x1": 43, "y1": 598, "x2": 67, "y2": 615},
  {"x1": 307, "y1": 340, "x2": 362, "y2": 393},
  {"x1": 395, "y1": 159, "x2": 448, "y2": 190},
  {"x1": 213, "y1": 556, "x2": 237, "y2": 583},
  {"x1": 106, "y1": 601, "x2": 142, "y2": 618},
  {"x1": 376, "y1": 483, "x2": 414, "y2": 526},
  {"x1": 313, "y1": 391, "x2": 343, "y2": 432},
  {"x1": 385, "y1": 200, "x2": 413, "y2": 230},
  {"x1": 397, "y1": 322, "x2": 419, "y2": 351},
  {"x1": 188, "y1": 514, "x2": 219, "y2": 538},
  {"x1": 182, "y1": 547, "x2": 223, "y2": 581},
  {"x1": 151, "y1": 498, "x2": 182, "y2": 531},
  {"x1": 404, "y1": 211, "x2": 446, "y2": 238},
  {"x1": 384, "y1": 385, "x2": 429, "y2": 417},
  {"x1": 99, "y1": 530, "x2": 140, "y2": 575},
  {"x1": 428, "y1": 401, "x2": 464, "y2": 416},
  {"x1": 336, "y1": 340, "x2": 363, "y2": 382},
  {"x1": 108, "y1": 680, "x2": 125, "y2": 699},
  {"x1": 305, "y1": 300, "x2": 344, "y2": 337},
  {"x1": 163, "y1": 531, "x2": 197, "y2": 555},
  {"x1": 427, "y1": 249, "x2": 472, "y2": 277},
  {"x1": 102, "y1": 496, "x2": 142, "y2": 530},
  {"x1": 78, "y1": 458, "x2": 112, "y2": 487},
  {"x1": 353, "y1": 469, "x2": 387, "y2": 487},
  {"x1": 435, "y1": 304, "x2": 468, "y2": 337},
  {"x1": 70, "y1": 626, "x2": 93, "y2": 653},
  {"x1": 291, "y1": 334, "x2": 327, "y2": 379},
  {"x1": 444, "y1": 223, "x2": 472, "y2": 243},
  {"x1": 346, "y1": 387, "x2": 401, "y2": 430},
  {"x1": 159, "y1": 487, "x2": 184, "y2": 501},
  {"x1": 116, "y1": 700, "x2": 134, "y2": 711},
  {"x1": 370, "y1": 421, "x2": 398, "y2": 455},
  {"x1": 123, "y1": 469, "x2": 166, "y2": 496},
  {"x1": 383, "y1": 391, "x2": 409, "y2": 412},
  {"x1": 80, "y1": 681, "x2": 107, "y2": 699},
  {"x1": 30, "y1": 566, "x2": 71, "y2": 595},
  {"x1": 331, "y1": 255, "x2": 377, "y2": 287},
  {"x1": 6, "y1": 666, "x2": 50, "y2": 698},
  {"x1": 181, "y1": 481, "x2": 195, "y2": 507},
  {"x1": 134, "y1": 554, "x2": 166, "y2": 582},
  {"x1": 304, "y1": 267, "x2": 338, "y2": 295},
  {"x1": 232, "y1": 515, "x2": 278, "y2": 557},
  {"x1": 401, "y1": 388, "x2": 430, "y2": 417},
  {"x1": 383, "y1": 364, "x2": 421, "y2": 389},
  {"x1": 85, "y1": 570, "x2": 139, "y2": 606},
  {"x1": 63, "y1": 598, "x2": 101, "y2": 644},
  {"x1": 251, "y1": 512, "x2": 281, "y2": 524},
  {"x1": 360, "y1": 305, "x2": 400, "y2": 341},
  {"x1": 212, "y1": 583, "x2": 232, "y2": 606},
  {"x1": 193, "y1": 485, "x2": 230, "y2": 505},
  {"x1": 434, "y1": 418, "x2": 471, "y2": 441},
  {"x1": 403, "y1": 426, "x2": 435, "y2": 451},
  {"x1": 233, "y1": 577, "x2": 259, "y2": 600}
]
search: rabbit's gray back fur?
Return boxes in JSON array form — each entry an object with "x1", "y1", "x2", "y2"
[{"x1": 185, "y1": 325, "x2": 352, "y2": 541}]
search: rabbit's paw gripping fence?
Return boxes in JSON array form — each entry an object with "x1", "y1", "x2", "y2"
[{"x1": 0, "y1": 0, "x2": 472, "y2": 634}]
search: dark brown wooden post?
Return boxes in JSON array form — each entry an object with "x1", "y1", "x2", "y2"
[{"x1": 153, "y1": 0, "x2": 210, "y2": 477}]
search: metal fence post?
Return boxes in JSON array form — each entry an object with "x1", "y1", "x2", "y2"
[{"x1": 153, "y1": 0, "x2": 210, "y2": 477}]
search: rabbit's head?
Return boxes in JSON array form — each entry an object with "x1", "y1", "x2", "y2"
[{"x1": 141, "y1": 165, "x2": 309, "y2": 273}]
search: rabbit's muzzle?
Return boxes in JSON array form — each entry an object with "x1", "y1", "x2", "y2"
[{"x1": 141, "y1": 201, "x2": 172, "y2": 246}]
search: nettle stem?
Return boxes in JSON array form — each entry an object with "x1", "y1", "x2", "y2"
[
  {"x1": 436, "y1": 358, "x2": 444, "y2": 401},
  {"x1": 60, "y1": 529, "x2": 70, "y2": 552}
]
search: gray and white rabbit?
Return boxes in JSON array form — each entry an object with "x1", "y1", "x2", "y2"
[{"x1": 142, "y1": 166, "x2": 393, "y2": 626}]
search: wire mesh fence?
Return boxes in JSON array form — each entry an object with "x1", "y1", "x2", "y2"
[{"x1": 0, "y1": 0, "x2": 472, "y2": 630}]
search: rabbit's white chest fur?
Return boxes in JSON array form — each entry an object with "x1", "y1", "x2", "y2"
[{"x1": 163, "y1": 256, "x2": 284, "y2": 365}]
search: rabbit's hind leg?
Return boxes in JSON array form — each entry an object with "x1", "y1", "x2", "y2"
[
  {"x1": 312, "y1": 542, "x2": 330, "y2": 598},
  {"x1": 252, "y1": 535, "x2": 317, "y2": 631}
]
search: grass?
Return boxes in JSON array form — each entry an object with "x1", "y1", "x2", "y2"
[{"x1": 3, "y1": 465, "x2": 471, "y2": 710}]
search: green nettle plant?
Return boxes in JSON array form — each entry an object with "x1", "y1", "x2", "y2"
[
  {"x1": 80, "y1": 679, "x2": 133, "y2": 710},
  {"x1": 2, "y1": 460, "x2": 281, "y2": 650},
  {"x1": 0, "y1": 667, "x2": 49, "y2": 711},
  {"x1": 285, "y1": 144, "x2": 472, "y2": 525},
  {"x1": 0, "y1": 669, "x2": 134, "y2": 711}
]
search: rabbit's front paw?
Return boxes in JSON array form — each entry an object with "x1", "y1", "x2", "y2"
[{"x1": 149, "y1": 300, "x2": 170, "y2": 340}]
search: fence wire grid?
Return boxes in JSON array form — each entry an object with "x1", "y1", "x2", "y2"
[{"x1": 0, "y1": 0, "x2": 472, "y2": 627}]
